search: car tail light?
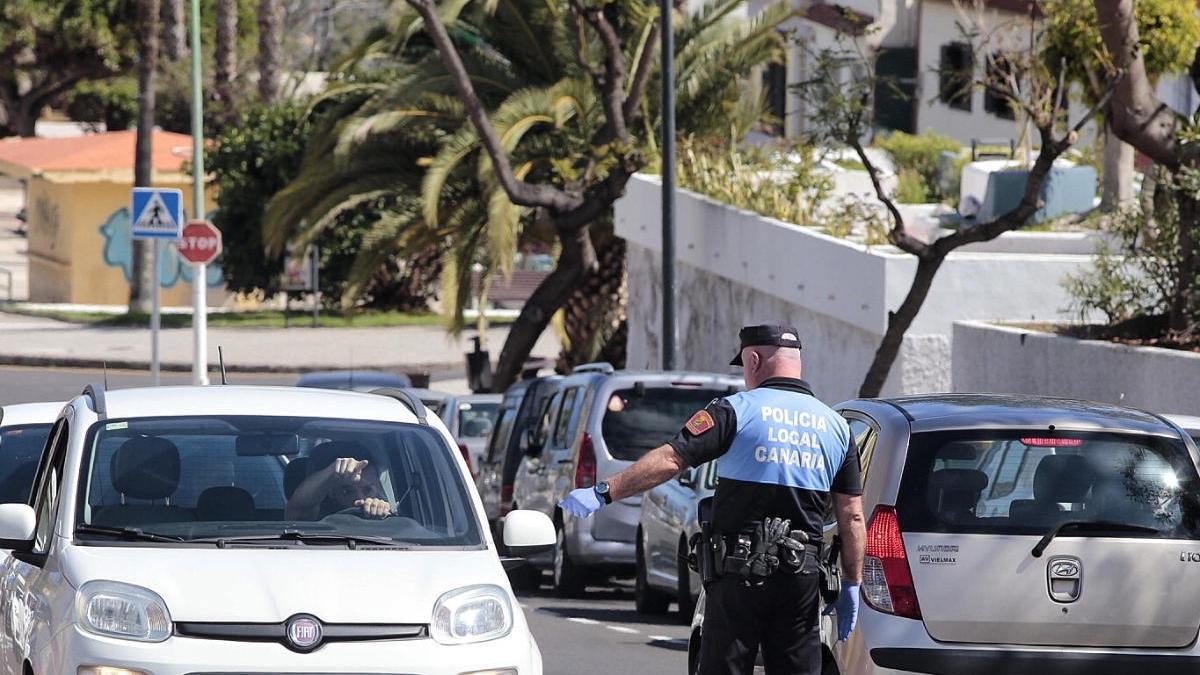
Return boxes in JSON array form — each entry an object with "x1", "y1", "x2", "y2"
[
  {"x1": 862, "y1": 505, "x2": 921, "y2": 619},
  {"x1": 457, "y1": 442, "x2": 473, "y2": 475},
  {"x1": 500, "y1": 484, "x2": 513, "y2": 515},
  {"x1": 575, "y1": 433, "x2": 597, "y2": 489}
]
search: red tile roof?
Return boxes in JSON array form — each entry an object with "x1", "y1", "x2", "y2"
[
  {"x1": 805, "y1": 3, "x2": 875, "y2": 36},
  {"x1": 0, "y1": 129, "x2": 193, "y2": 176}
]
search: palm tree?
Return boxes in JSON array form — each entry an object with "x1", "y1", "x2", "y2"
[
  {"x1": 130, "y1": 0, "x2": 161, "y2": 314},
  {"x1": 257, "y1": 0, "x2": 281, "y2": 103},
  {"x1": 214, "y1": 0, "x2": 238, "y2": 107},
  {"x1": 263, "y1": 0, "x2": 791, "y2": 377}
]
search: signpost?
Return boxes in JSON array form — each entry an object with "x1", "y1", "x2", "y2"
[{"x1": 131, "y1": 187, "x2": 183, "y2": 385}]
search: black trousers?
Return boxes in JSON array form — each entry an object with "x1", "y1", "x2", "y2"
[{"x1": 696, "y1": 566, "x2": 821, "y2": 675}]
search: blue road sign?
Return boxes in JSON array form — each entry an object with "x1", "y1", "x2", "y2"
[{"x1": 131, "y1": 187, "x2": 183, "y2": 239}]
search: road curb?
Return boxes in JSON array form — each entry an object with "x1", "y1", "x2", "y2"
[{"x1": 0, "y1": 353, "x2": 465, "y2": 376}]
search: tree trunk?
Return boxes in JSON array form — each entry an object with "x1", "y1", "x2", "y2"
[
  {"x1": 491, "y1": 226, "x2": 598, "y2": 391},
  {"x1": 130, "y1": 0, "x2": 161, "y2": 314},
  {"x1": 214, "y1": 0, "x2": 238, "y2": 107},
  {"x1": 1100, "y1": 118, "x2": 1135, "y2": 212},
  {"x1": 1170, "y1": 183, "x2": 1199, "y2": 334},
  {"x1": 161, "y1": 0, "x2": 187, "y2": 61},
  {"x1": 13, "y1": 107, "x2": 38, "y2": 137},
  {"x1": 858, "y1": 255, "x2": 945, "y2": 398},
  {"x1": 257, "y1": 0, "x2": 281, "y2": 103},
  {"x1": 556, "y1": 235, "x2": 628, "y2": 371}
]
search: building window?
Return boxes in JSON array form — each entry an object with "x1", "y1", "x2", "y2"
[
  {"x1": 984, "y1": 53, "x2": 1017, "y2": 120},
  {"x1": 763, "y1": 61, "x2": 787, "y2": 136},
  {"x1": 875, "y1": 47, "x2": 917, "y2": 133},
  {"x1": 938, "y1": 42, "x2": 973, "y2": 112}
]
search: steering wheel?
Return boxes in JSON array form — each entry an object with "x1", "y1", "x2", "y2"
[{"x1": 330, "y1": 504, "x2": 394, "y2": 519}]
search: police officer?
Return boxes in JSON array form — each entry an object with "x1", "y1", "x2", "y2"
[{"x1": 560, "y1": 324, "x2": 866, "y2": 674}]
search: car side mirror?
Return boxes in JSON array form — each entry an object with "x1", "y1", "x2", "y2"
[
  {"x1": 0, "y1": 504, "x2": 36, "y2": 549},
  {"x1": 502, "y1": 509, "x2": 555, "y2": 557},
  {"x1": 523, "y1": 428, "x2": 544, "y2": 457}
]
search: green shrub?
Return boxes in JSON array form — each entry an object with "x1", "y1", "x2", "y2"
[
  {"x1": 894, "y1": 168, "x2": 929, "y2": 203},
  {"x1": 875, "y1": 130, "x2": 962, "y2": 199},
  {"x1": 66, "y1": 79, "x2": 138, "y2": 131},
  {"x1": 676, "y1": 137, "x2": 833, "y2": 227}
]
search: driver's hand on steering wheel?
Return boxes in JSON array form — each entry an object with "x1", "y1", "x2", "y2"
[
  {"x1": 355, "y1": 497, "x2": 391, "y2": 519},
  {"x1": 332, "y1": 457, "x2": 370, "y2": 484}
]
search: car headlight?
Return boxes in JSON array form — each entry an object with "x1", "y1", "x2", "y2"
[
  {"x1": 75, "y1": 580, "x2": 171, "y2": 642},
  {"x1": 431, "y1": 584, "x2": 512, "y2": 645}
]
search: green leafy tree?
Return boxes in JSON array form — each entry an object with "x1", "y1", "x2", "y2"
[{"x1": 0, "y1": 0, "x2": 138, "y2": 136}]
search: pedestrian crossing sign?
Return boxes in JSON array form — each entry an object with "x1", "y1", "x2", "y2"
[{"x1": 130, "y1": 187, "x2": 183, "y2": 239}]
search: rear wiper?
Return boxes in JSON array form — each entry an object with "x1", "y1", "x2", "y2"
[
  {"x1": 188, "y1": 530, "x2": 405, "y2": 549},
  {"x1": 1031, "y1": 520, "x2": 1160, "y2": 558},
  {"x1": 76, "y1": 524, "x2": 185, "y2": 543}
]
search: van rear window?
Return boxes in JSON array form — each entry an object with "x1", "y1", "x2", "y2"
[
  {"x1": 602, "y1": 388, "x2": 727, "y2": 461},
  {"x1": 896, "y1": 430, "x2": 1200, "y2": 538}
]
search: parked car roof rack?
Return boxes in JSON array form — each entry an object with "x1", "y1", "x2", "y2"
[
  {"x1": 371, "y1": 388, "x2": 427, "y2": 424},
  {"x1": 571, "y1": 362, "x2": 615, "y2": 375},
  {"x1": 82, "y1": 383, "x2": 107, "y2": 419}
]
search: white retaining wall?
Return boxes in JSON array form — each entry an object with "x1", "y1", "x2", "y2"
[
  {"x1": 952, "y1": 320, "x2": 1200, "y2": 416},
  {"x1": 617, "y1": 174, "x2": 1096, "y2": 403}
]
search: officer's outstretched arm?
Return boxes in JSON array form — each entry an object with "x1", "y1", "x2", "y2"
[{"x1": 607, "y1": 444, "x2": 689, "y2": 502}]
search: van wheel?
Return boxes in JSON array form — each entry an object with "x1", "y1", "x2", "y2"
[
  {"x1": 675, "y1": 537, "x2": 696, "y2": 622},
  {"x1": 553, "y1": 525, "x2": 586, "y2": 597},
  {"x1": 635, "y1": 538, "x2": 671, "y2": 614},
  {"x1": 508, "y1": 563, "x2": 543, "y2": 591}
]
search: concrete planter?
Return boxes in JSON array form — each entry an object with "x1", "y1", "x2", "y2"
[{"x1": 952, "y1": 320, "x2": 1200, "y2": 416}]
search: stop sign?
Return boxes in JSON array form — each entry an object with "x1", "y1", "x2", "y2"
[{"x1": 178, "y1": 220, "x2": 222, "y2": 265}]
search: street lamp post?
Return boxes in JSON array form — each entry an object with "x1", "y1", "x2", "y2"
[
  {"x1": 660, "y1": 0, "x2": 677, "y2": 371},
  {"x1": 189, "y1": 0, "x2": 209, "y2": 385}
]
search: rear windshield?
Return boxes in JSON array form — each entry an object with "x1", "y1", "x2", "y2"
[
  {"x1": 0, "y1": 424, "x2": 53, "y2": 504},
  {"x1": 76, "y1": 416, "x2": 482, "y2": 547},
  {"x1": 602, "y1": 387, "x2": 729, "y2": 461},
  {"x1": 457, "y1": 402, "x2": 499, "y2": 438},
  {"x1": 897, "y1": 430, "x2": 1200, "y2": 538}
]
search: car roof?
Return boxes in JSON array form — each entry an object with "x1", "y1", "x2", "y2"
[
  {"x1": 876, "y1": 393, "x2": 1177, "y2": 436},
  {"x1": 1165, "y1": 414, "x2": 1200, "y2": 435},
  {"x1": 0, "y1": 401, "x2": 64, "y2": 427},
  {"x1": 84, "y1": 386, "x2": 423, "y2": 424},
  {"x1": 559, "y1": 369, "x2": 742, "y2": 387},
  {"x1": 448, "y1": 394, "x2": 502, "y2": 405},
  {"x1": 294, "y1": 370, "x2": 411, "y2": 388},
  {"x1": 406, "y1": 388, "x2": 452, "y2": 402}
]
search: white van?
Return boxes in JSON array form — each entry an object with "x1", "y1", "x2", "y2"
[{"x1": 0, "y1": 384, "x2": 553, "y2": 675}]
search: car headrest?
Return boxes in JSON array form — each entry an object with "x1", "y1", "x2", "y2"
[
  {"x1": 196, "y1": 486, "x2": 256, "y2": 521},
  {"x1": 1033, "y1": 455, "x2": 1092, "y2": 502},
  {"x1": 111, "y1": 436, "x2": 181, "y2": 500},
  {"x1": 927, "y1": 468, "x2": 988, "y2": 515},
  {"x1": 308, "y1": 440, "x2": 372, "y2": 475},
  {"x1": 283, "y1": 457, "x2": 310, "y2": 498}
]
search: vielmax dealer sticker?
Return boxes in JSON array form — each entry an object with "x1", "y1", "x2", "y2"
[{"x1": 917, "y1": 543, "x2": 959, "y2": 565}]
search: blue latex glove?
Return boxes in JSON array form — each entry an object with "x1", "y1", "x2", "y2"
[
  {"x1": 559, "y1": 487, "x2": 603, "y2": 518},
  {"x1": 823, "y1": 580, "x2": 861, "y2": 641}
]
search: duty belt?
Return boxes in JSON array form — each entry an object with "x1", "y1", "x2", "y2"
[{"x1": 717, "y1": 517, "x2": 819, "y2": 581}]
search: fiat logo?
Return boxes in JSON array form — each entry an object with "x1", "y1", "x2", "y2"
[{"x1": 286, "y1": 615, "x2": 323, "y2": 652}]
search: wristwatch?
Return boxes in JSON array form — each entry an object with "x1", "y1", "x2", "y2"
[{"x1": 594, "y1": 481, "x2": 613, "y2": 505}]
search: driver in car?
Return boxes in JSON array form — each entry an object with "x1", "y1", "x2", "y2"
[{"x1": 285, "y1": 447, "x2": 392, "y2": 520}]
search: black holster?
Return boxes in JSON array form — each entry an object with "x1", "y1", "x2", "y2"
[{"x1": 819, "y1": 534, "x2": 842, "y2": 604}]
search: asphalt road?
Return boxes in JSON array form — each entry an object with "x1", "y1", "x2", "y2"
[{"x1": 516, "y1": 577, "x2": 694, "y2": 675}]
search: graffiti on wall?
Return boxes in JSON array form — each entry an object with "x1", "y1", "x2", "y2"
[{"x1": 99, "y1": 208, "x2": 223, "y2": 288}]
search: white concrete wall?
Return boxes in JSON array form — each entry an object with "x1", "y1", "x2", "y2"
[
  {"x1": 953, "y1": 320, "x2": 1200, "y2": 416},
  {"x1": 617, "y1": 174, "x2": 1097, "y2": 403}
]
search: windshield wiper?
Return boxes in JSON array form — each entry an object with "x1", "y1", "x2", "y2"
[
  {"x1": 1031, "y1": 520, "x2": 1161, "y2": 558},
  {"x1": 76, "y1": 524, "x2": 185, "y2": 543},
  {"x1": 188, "y1": 530, "x2": 405, "y2": 549}
]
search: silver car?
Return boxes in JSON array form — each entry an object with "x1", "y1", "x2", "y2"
[
  {"x1": 635, "y1": 460, "x2": 716, "y2": 619},
  {"x1": 439, "y1": 393, "x2": 502, "y2": 477},
  {"x1": 690, "y1": 394, "x2": 1200, "y2": 674},
  {"x1": 511, "y1": 364, "x2": 741, "y2": 596}
]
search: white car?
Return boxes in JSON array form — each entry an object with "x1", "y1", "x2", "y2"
[
  {"x1": 0, "y1": 402, "x2": 62, "y2": 505},
  {"x1": 0, "y1": 384, "x2": 554, "y2": 675}
]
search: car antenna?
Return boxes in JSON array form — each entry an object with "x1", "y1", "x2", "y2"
[
  {"x1": 218, "y1": 346, "x2": 229, "y2": 385},
  {"x1": 103, "y1": 361, "x2": 109, "y2": 390}
]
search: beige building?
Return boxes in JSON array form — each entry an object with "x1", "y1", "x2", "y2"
[{"x1": 0, "y1": 130, "x2": 223, "y2": 306}]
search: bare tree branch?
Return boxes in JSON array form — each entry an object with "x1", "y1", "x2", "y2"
[
  {"x1": 406, "y1": 0, "x2": 584, "y2": 212},
  {"x1": 623, "y1": 20, "x2": 661, "y2": 120},
  {"x1": 569, "y1": 0, "x2": 630, "y2": 144}
]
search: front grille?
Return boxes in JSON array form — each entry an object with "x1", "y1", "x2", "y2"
[{"x1": 176, "y1": 621, "x2": 427, "y2": 642}]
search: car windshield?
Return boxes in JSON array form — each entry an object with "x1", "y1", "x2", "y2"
[
  {"x1": 0, "y1": 424, "x2": 53, "y2": 503},
  {"x1": 602, "y1": 387, "x2": 730, "y2": 461},
  {"x1": 897, "y1": 429, "x2": 1200, "y2": 538},
  {"x1": 457, "y1": 402, "x2": 499, "y2": 438},
  {"x1": 76, "y1": 416, "x2": 482, "y2": 547}
]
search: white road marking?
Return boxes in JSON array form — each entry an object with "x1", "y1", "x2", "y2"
[
  {"x1": 567, "y1": 617, "x2": 601, "y2": 625},
  {"x1": 648, "y1": 635, "x2": 676, "y2": 641},
  {"x1": 606, "y1": 625, "x2": 639, "y2": 634}
]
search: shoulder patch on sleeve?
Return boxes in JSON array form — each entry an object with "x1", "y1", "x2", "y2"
[{"x1": 685, "y1": 410, "x2": 716, "y2": 436}]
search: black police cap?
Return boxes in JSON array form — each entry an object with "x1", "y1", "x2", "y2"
[{"x1": 730, "y1": 324, "x2": 803, "y2": 366}]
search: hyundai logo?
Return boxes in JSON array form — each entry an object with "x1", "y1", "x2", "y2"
[
  {"x1": 286, "y1": 614, "x2": 323, "y2": 652},
  {"x1": 1051, "y1": 560, "x2": 1080, "y2": 578}
]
